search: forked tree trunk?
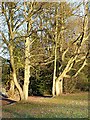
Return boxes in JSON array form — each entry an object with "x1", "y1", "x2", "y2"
[{"x1": 9, "y1": 46, "x2": 24, "y2": 100}]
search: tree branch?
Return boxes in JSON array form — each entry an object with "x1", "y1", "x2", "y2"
[
  {"x1": 0, "y1": 31, "x2": 9, "y2": 46},
  {"x1": 40, "y1": 60, "x2": 54, "y2": 65},
  {"x1": 62, "y1": 48, "x2": 69, "y2": 62},
  {"x1": 73, "y1": 59, "x2": 87, "y2": 77}
]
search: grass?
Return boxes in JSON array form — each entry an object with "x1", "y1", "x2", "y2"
[{"x1": 2, "y1": 92, "x2": 89, "y2": 118}]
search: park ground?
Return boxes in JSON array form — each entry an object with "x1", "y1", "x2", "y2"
[{"x1": 1, "y1": 92, "x2": 89, "y2": 119}]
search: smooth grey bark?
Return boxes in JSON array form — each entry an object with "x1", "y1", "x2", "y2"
[
  {"x1": 52, "y1": 6, "x2": 59, "y2": 97},
  {"x1": 23, "y1": 37, "x2": 30, "y2": 100}
]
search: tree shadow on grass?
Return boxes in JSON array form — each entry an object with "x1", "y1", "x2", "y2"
[
  {"x1": 31, "y1": 93, "x2": 52, "y2": 98},
  {"x1": 0, "y1": 92, "x2": 16, "y2": 105},
  {"x1": 0, "y1": 92, "x2": 8, "y2": 98}
]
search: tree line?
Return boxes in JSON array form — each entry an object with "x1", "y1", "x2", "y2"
[{"x1": 0, "y1": 1, "x2": 89, "y2": 100}]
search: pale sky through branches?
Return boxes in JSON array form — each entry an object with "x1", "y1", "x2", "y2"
[{"x1": 0, "y1": 0, "x2": 88, "y2": 59}]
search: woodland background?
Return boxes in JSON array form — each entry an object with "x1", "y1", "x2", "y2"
[{"x1": 0, "y1": 1, "x2": 89, "y2": 101}]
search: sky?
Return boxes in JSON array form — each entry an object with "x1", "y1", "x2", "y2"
[{"x1": 0, "y1": 0, "x2": 87, "y2": 59}]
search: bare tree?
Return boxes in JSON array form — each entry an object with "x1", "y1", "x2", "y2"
[
  {"x1": 0, "y1": 2, "x2": 44, "y2": 100},
  {"x1": 55, "y1": 1, "x2": 89, "y2": 96}
]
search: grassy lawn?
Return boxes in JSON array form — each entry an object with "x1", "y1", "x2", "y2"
[{"x1": 2, "y1": 92, "x2": 89, "y2": 118}]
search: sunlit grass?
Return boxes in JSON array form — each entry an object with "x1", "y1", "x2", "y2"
[{"x1": 2, "y1": 92, "x2": 88, "y2": 118}]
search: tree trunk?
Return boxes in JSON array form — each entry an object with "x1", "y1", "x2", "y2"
[
  {"x1": 60, "y1": 3, "x2": 65, "y2": 52},
  {"x1": 9, "y1": 80, "x2": 14, "y2": 97},
  {"x1": 56, "y1": 78, "x2": 63, "y2": 96},
  {"x1": 23, "y1": 37, "x2": 30, "y2": 100},
  {"x1": 52, "y1": 46, "x2": 57, "y2": 97},
  {"x1": 9, "y1": 46, "x2": 24, "y2": 100},
  {"x1": 52, "y1": 6, "x2": 58, "y2": 97},
  {"x1": 0, "y1": 58, "x2": 2, "y2": 83}
]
